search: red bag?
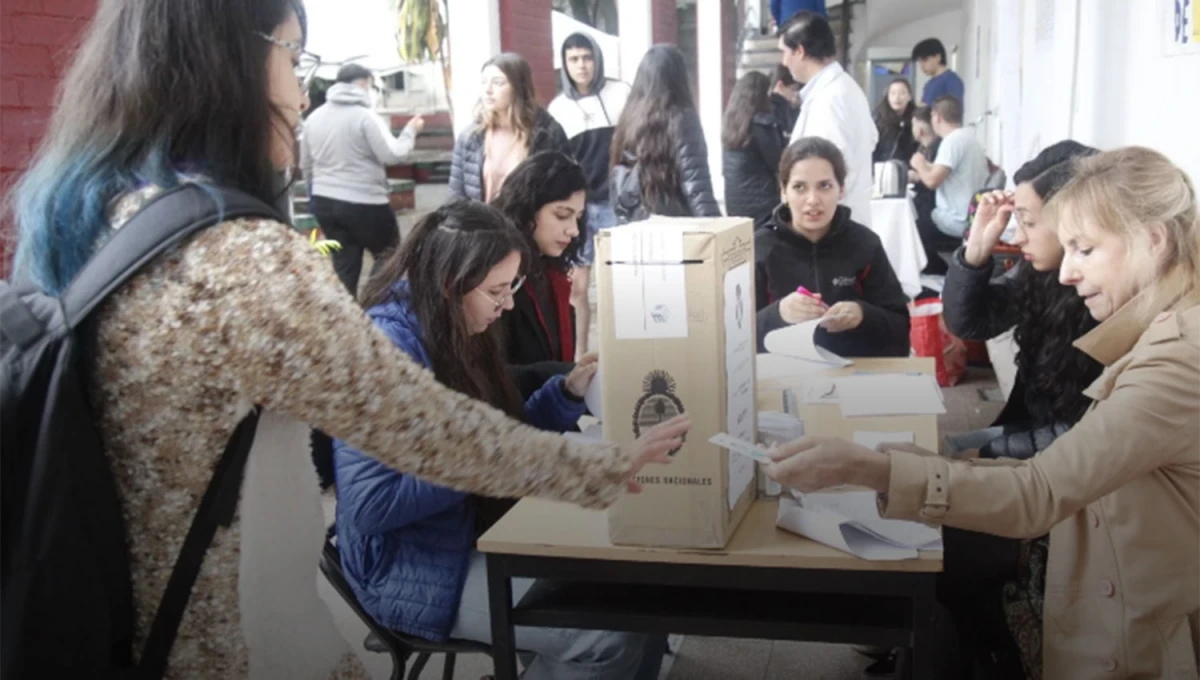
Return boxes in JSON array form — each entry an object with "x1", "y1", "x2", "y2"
[{"x1": 909, "y1": 298, "x2": 967, "y2": 386}]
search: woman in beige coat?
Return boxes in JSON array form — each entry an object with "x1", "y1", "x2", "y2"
[{"x1": 768, "y1": 146, "x2": 1199, "y2": 679}]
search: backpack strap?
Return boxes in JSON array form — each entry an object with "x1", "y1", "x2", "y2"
[
  {"x1": 135, "y1": 407, "x2": 261, "y2": 680},
  {"x1": 60, "y1": 184, "x2": 282, "y2": 328}
]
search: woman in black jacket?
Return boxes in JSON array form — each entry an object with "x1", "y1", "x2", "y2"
[
  {"x1": 722, "y1": 72, "x2": 784, "y2": 229},
  {"x1": 449, "y1": 52, "x2": 571, "y2": 202},
  {"x1": 942, "y1": 140, "x2": 1102, "y2": 460},
  {"x1": 609, "y1": 44, "x2": 720, "y2": 223},
  {"x1": 872, "y1": 78, "x2": 917, "y2": 163},
  {"x1": 755, "y1": 137, "x2": 910, "y2": 358},
  {"x1": 491, "y1": 152, "x2": 589, "y2": 392}
]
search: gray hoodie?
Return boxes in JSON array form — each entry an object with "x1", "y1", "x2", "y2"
[{"x1": 300, "y1": 82, "x2": 415, "y2": 205}]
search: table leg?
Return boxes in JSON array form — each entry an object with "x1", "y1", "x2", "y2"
[
  {"x1": 907, "y1": 577, "x2": 938, "y2": 680},
  {"x1": 486, "y1": 555, "x2": 520, "y2": 680}
]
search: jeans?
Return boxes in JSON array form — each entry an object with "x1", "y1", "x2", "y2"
[
  {"x1": 310, "y1": 196, "x2": 400, "y2": 295},
  {"x1": 577, "y1": 201, "x2": 618, "y2": 266},
  {"x1": 450, "y1": 551, "x2": 664, "y2": 680}
]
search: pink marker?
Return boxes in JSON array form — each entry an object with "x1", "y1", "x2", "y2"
[{"x1": 796, "y1": 286, "x2": 828, "y2": 308}]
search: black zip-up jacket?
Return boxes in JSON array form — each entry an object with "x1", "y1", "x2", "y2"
[
  {"x1": 755, "y1": 204, "x2": 911, "y2": 358},
  {"x1": 942, "y1": 247, "x2": 1100, "y2": 459},
  {"x1": 449, "y1": 109, "x2": 571, "y2": 201},
  {"x1": 723, "y1": 112, "x2": 784, "y2": 229}
]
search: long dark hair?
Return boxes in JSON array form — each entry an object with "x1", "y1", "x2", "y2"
[
  {"x1": 475, "y1": 52, "x2": 539, "y2": 144},
  {"x1": 1010, "y1": 141, "x2": 1102, "y2": 426},
  {"x1": 722, "y1": 72, "x2": 770, "y2": 150},
  {"x1": 361, "y1": 201, "x2": 528, "y2": 419},
  {"x1": 12, "y1": 0, "x2": 306, "y2": 294},
  {"x1": 874, "y1": 78, "x2": 915, "y2": 134},
  {"x1": 610, "y1": 44, "x2": 695, "y2": 211},
  {"x1": 490, "y1": 152, "x2": 589, "y2": 273}
]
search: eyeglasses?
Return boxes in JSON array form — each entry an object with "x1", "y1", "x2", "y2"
[
  {"x1": 257, "y1": 32, "x2": 322, "y2": 93},
  {"x1": 473, "y1": 276, "x2": 526, "y2": 312}
]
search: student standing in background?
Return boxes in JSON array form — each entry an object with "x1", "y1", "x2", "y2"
[
  {"x1": 302, "y1": 64, "x2": 423, "y2": 294},
  {"x1": 609, "y1": 44, "x2": 721, "y2": 222},
  {"x1": 722, "y1": 72, "x2": 785, "y2": 229},
  {"x1": 912, "y1": 38, "x2": 965, "y2": 107},
  {"x1": 778, "y1": 11, "x2": 877, "y2": 227},
  {"x1": 449, "y1": 53, "x2": 571, "y2": 202},
  {"x1": 548, "y1": 32, "x2": 630, "y2": 358}
]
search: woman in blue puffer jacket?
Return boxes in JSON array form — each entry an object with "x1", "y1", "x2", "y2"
[{"x1": 334, "y1": 200, "x2": 677, "y2": 680}]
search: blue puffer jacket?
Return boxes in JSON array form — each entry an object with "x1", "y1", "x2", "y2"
[{"x1": 334, "y1": 284, "x2": 586, "y2": 641}]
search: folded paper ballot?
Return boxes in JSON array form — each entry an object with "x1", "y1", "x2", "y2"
[
  {"x1": 776, "y1": 491, "x2": 943, "y2": 561},
  {"x1": 763, "y1": 320, "x2": 853, "y2": 367}
]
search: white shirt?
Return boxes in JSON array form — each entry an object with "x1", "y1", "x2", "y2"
[
  {"x1": 790, "y1": 62, "x2": 879, "y2": 228},
  {"x1": 931, "y1": 127, "x2": 990, "y2": 237}
]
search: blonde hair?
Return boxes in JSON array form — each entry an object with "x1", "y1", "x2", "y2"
[{"x1": 1046, "y1": 146, "x2": 1200, "y2": 295}]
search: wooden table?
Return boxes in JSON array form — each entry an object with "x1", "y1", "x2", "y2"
[
  {"x1": 480, "y1": 498, "x2": 943, "y2": 679},
  {"x1": 478, "y1": 356, "x2": 944, "y2": 679}
]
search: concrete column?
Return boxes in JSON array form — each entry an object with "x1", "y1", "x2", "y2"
[
  {"x1": 447, "y1": 0, "x2": 501, "y2": 134},
  {"x1": 618, "y1": 0, "x2": 654, "y2": 82},
  {"x1": 696, "y1": 0, "x2": 730, "y2": 202}
]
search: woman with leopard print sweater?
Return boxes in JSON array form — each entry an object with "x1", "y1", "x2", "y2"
[{"x1": 7, "y1": 2, "x2": 688, "y2": 678}]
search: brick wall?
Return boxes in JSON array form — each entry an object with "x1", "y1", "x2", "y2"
[
  {"x1": 652, "y1": 0, "x2": 678, "y2": 46},
  {"x1": 0, "y1": 0, "x2": 95, "y2": 275},
  {"x1": 497, "y1": 0, "x2": 557, "y2": 106}
]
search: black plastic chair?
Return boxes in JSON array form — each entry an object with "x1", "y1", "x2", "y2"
[{"x1": 319, "y1": 532, "x2": 492, "y2": 680}]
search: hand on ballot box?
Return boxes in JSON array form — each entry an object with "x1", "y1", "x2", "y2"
[{"x1": 624, "y1": 414, "x2": 691, "y2": 494}]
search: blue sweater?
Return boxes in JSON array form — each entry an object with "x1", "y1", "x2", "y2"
[{"x1": 333, "y1": 285, "x2": 586, "y2": 641}]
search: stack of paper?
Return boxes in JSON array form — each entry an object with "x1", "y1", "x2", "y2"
[{"x1": 777, "y1": 491, "x2": 943, "y2": 560}]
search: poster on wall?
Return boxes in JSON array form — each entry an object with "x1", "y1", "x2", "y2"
[{"x1": 1165, "y1": 0, "x2": 1200, "y2": 55}]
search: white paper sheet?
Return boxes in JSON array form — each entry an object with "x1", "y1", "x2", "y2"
[
  {"x1": 610, "y1": 226, "x2": 690, "y2": 339},
  {"x1": 836, "y1": 374, "x2": 946, "y2": 417},
  {"x1": 796, "y1": 490, "x2": 943, "y2": 551},
  {"x1": 756, "y1": 353, "x2": 830, "y2": 381},
  {"x1": 763, "y1": 319, "x2": 853, "y2": 367},
  {"x1": 852, "y1": 431, "x2": 915, "y2": 450},
  {"x1": 723, "y1": 263, "x2": 757, "y2": 510},
  {"x1": 583, "y1": 372, "x2": 603, "y2": 422},
  {"x1": 776, "y1": 497, "x2": 919, "y2": 561}
]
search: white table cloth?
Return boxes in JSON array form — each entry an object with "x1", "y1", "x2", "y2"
[{"x1": 868, "y1": 197, "x2": 928, "y2": 299}]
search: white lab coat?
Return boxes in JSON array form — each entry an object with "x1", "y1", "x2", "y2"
[{"x1": 790, "y1": 62, "x2": 878, "y2": 228}]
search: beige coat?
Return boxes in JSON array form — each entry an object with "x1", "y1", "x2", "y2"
[{"x1": 884, "y1": 273, "x2": 1200, "y2": 679}]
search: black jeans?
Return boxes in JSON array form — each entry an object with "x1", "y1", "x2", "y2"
[
  {"x1": 913, "y1": 191, "x2": 962, "y2": 276},
  {"x1": 310, "y1": 196, "x2": 400, "y2": 294}
]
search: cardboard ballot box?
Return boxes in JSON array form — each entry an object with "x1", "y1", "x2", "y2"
[{"x1": 596, "y1": 216, "x2": 757, "y2": 548}]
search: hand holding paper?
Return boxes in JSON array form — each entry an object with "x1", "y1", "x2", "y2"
[
  {"x1": 819, "y1": 301, "x2": 864, "y2": 333},
  {"x1": 765, "y1": 436, "x2": 890, "y2": 493}
]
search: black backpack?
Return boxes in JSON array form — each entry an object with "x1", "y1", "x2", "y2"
[{"x1": 1, "y1": 184, "x2": 281, "y2": 679}]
